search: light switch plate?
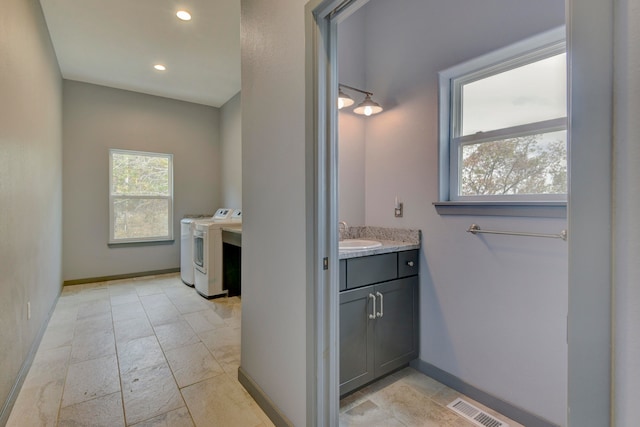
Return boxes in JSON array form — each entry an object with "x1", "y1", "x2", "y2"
[{"x1": 395, "y1": 203, "x2": 403, "y2": 217}]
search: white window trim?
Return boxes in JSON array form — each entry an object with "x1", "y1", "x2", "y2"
[
  {"x1": 109, "y1": 149, "x2": 174, "y2": 244},
  {"x1": 438, "y1": 26, "x2": 567, "y2": 205}
]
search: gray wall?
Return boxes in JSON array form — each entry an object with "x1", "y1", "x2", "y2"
[
  {"x1": 62, "y1": 81, "x2": 222, "y2": 281},
  {"x1": 220, "y1": 91, "x2": 242, "y2": 209},
  {"x1": 338, "y1": 12, "x2": 366, "y2": 226},
  {"x1": 614, "y1": 0, "x2": 640, "y2": 423},
  {"x1": 338, "y1": 115, "x2": 366, "y2": 225},
  {"x1": 341, "y1": 0, "x2": 566, "y2": 424},
  {"x1": 0, "y1": 0, "x2": 63, "y2": 421},
  {"x1": 240, "y1": 0, "x2": 309, "y2": 425}
]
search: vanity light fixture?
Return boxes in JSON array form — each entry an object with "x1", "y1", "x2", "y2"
[
  {"x1": 338, "y1": 87, "x2": 354, "y2": 109},
  {"x1": 338, "y1": 84, "x2": 383, "y2": 116},
  {"x1": 154, "y1": 64, "x2": 166, "y2": 71},
  {"x1": 353, "y1": 93, "x2": 383, "y2": 116},
  {"x1": 176, "y1": 10, "x2": 192, "y2": 21}
]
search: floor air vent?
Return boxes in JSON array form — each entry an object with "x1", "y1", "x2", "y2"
[{"x1": 447, "y1": 398, "x2": 509, "y2": 427}]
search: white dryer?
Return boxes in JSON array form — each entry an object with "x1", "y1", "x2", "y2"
[{"x1": 193, "y1": 209, "x2": 242, "y2": 298}]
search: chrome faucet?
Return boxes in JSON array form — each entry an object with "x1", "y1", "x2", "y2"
[{"x1": 338, "y1": 221, "x2": 348, "y2": 237}]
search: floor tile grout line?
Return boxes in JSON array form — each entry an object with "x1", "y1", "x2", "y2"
[
  {"x1": 53, "y1": 299, "x2": 75, "y2": 427},
  {"x1": 110, "y1": 291, "x2": 129, "y2": 427}
]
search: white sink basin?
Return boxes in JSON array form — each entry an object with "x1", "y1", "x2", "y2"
[{"x1": 339, "y1": 239, "x2": 382, "y2": 251}]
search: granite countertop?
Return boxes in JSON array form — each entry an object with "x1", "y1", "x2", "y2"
[
  {"x1": 338, "y1": 226, "x2": 421, "y2": 260},
  {"x1": 339, "y1": 239, "x2": 420, "y2": 259}
]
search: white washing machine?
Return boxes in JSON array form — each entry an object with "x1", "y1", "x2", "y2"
[{"x1": 193, "y1": 209, "x2": 242, "y2": 298}]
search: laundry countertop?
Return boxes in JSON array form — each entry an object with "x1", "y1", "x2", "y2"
[{"x1": 222, "y1": 227, "x2": 242, "y2": 246}]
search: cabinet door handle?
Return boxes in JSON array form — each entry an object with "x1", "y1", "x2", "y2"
[
  {"x1": 368, "y1": 293, "x2": 377, "y2": 319},
  {"x1": 407, "y1": 261, "x2": 414, "y2": 267},
  {"x1": 376, "y1": 291, "x2": 384, "y2": 318}
]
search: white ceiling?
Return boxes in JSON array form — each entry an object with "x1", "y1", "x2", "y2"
[{"x1": 39, "y1": 0, "x2": 240, "y2": 108}]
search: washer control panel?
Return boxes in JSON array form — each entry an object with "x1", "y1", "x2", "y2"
[{"x1": 213, "y1": 208, "x2": 233, "y2": 220}]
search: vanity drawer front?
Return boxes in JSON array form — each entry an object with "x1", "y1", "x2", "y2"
[
  {"x1": 398, "y1": 250, "x2": 419, "y2": 278},
  {"x1": 347, "y1": 253, "x2": 397, "y2": 289}
]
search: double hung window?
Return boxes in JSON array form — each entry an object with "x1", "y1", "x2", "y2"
[
  {"x1": 439, "y1": 28, "x2": 567, "y2": 203},
  {"x1": 109, "y1": 149, "x2": 173, "y2": 243}
]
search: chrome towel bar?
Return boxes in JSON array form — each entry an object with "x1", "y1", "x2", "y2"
[{"x1": 467, "y1": 223, "x2": 568, "y2": 241}]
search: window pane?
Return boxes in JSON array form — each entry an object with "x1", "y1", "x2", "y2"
[
  {"x1": 461, "y1": 53, "x2": 566, "y2": 135},
  {"x1": 111, "y1": 152, "x2": 170, "y2": 196},
  {"x1": 113, "y1": 198, "x2": 169, "y2": 239},
  {"x1": 460, "y1": 130, "x2": 567, "y2": 196}
]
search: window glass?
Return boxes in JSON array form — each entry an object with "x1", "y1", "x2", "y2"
[
  {"x1": 461, "y1": 53, "x2": 566, "y2": 135},
  {"x1": 109, "y1": 149, "x2": 173, "y2": 243},
  {"x1": 460, "y1": 130, "x2": 567, "y2": 196},
  {"x1": 111, "y1": 152, "x2": 170, "y2": 196},
  {"x1": 112, "y1": 199, "x2": 170, "y2": 240}
]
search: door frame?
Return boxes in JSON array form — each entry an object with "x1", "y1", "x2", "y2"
[{"x1": 305, "y1": 1, "x2": 369, "y2": 425}]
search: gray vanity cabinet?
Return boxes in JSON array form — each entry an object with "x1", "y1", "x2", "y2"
[{"x1": 339, "y1": 250, "x2": 419, "y2": 396}]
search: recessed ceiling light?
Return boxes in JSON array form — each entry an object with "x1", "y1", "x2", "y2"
[
  {"x1": 176, "y1": 10, "x2": 192, "y2": 21},
  {"x1": 154, "y1": 64, "x2": 166, "y2": 71}
]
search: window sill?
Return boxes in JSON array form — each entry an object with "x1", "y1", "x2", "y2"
[
  {"x1": 433, "y1": 201, "x2": 566, "y2": 218},
  {"x1": 108, "y1": 239, "x2": 175, "y2": 248}
]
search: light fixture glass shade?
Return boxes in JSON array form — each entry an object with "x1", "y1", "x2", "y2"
[
  {"x1": 338, "y1": 88, "x2": 354, "y2": 109},
  {"x1": 353, "y1": 94, "x2": 383, "y2": 116},
  {"x1": 176, "y1": 10, "x2": 192, "y2": 21}
]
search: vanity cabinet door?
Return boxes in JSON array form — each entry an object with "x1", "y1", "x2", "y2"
[
  {"x1": 339, "y1": 286, "x2": 375, "y2": 396},
  {"x1": 373, "y1": 276, "x2": 419, "y2": 377}
]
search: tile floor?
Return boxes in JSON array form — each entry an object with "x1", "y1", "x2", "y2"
[
  {"x1": 7, "y1": 273, "x2": 522, "y2": 427},
  {"x1": 339, "y1": 368, "x2": 524, "y2": 427},
  {"x1": 7, "y1": 273, "x2": 271, "y2": 427}
]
